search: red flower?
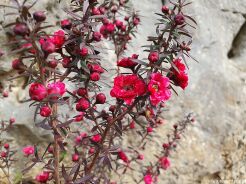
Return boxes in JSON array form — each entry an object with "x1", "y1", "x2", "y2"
[
  {"x1": 110, "y1": 75, "x2": 146, "y2": 105},
  {"x1": 118, "y1": 151, "x2": 129, "y2": 163},
  {"x1": 159, "y1": 156, "x2": 171, "y2": 170},
  {"x1": 169, "y1": 59, "x2": 188, "y2": 89},
  {"x1": 35, "y1": 171, "x2": 49, "y2": 183},
  {"x1": 47, "y1": 81, "x2": 66, "y2": 98},
  {"x1": 29, "y1": 83, "x2": 47, "y2": 101},
  {"x1": 148, "y1": 73, "x2": 171, "y2": 106},
  {"x1": 51, "y1": 30, "x2": 65, "y2": 48}
]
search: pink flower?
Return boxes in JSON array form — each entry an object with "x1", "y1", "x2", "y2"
[
  {"x1": 35, "y1": 171, "x2": 49, "y2": 183},
  {"x1": 110, "y1": 74, "x2": 146, "y2": 105},
  {"x1": 29, "y1": 83, "x2": 47, "y2": 101},
  {"x1": 47, "y1": 81, "x2": 66, "y2": 98},
  {"x1": 148, "y1": 73, "x2": 171, "y2": 106},
  {"x1": 22, "y1": 146, "x2": 34, "y2": 156},
  {"x1": 169, "y1": 59, "x2": 188, "y2": 89},
  {"x1": 144, "y1": 174, "x2": 153, "y2": 184},
  {"x1": 159, "y1": 156, "x2": 171, "y2": 170}
]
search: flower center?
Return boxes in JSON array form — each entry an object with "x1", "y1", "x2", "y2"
[
  {"x1": 124, "y1": 85, "x2": 133, "y2": 91},
  {"x1": 152, "y1": 84, "x2": 159, "y2": 92}
]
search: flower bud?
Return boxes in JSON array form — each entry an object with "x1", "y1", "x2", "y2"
[
  {"x1": 62, "y1": 57, "x2": 72, "y2": 68},
  {"x1": 92, "y1": 7, "x2": 101, "y2": 15},
  {"x1": 4, "y1": 143, "x2": 9, "y2": 149},
  {"x1": 138, "y1": 154, "x2": 144, "y2": 160},
  {"x1": 48, "y1": 59, "x2": 58, "y2": 68},
  {"x1": 77, "y1": 88, "x2": 87, "y2": 97},
  {"x1": 61, "y1": 19, "x2": 72, "y2": 30},
  {"x1": 90, "y1": 72, "x2": 100, "y2": 81},
  {"x1": 2, "y1": 91, "x2": 8, "y2": 98},
  {"x1": 91, "y1": 134, "x2": 101, "y2": 142},
  {"x1": 147, "y1": 126, "x2": 153, "y2": 133},
  {"x1": 29, "y1": 83, "x2": 47, "y2": 101},
  {"x1": 40, "y1": 106, "x2": 51, "y2": 117},
  {"x1": 41, "y1": 41, "x2": 56, "y2": 53},
  {"x1": 148, "y1": 52, "x2": 159, "y2": 63},
  {"x1": 174, "y1": 14, "x2": 185, "y2": 25},
  {"x1": 89, "y1": 147, "x2": 95, "y2": 154},
  {"x1": 129, "y1": 121, "x2": 135, "y2": 129},
  {"x1": 161, "y1": 6, "x2": 169, "y2": 14},
  {"x1": 9, "y1": 117, "x2": 15, "y2": 124},
  {"x1": 33, "y1": 11, "x2": 46, "y2": 22},
  {"x1": 12, "y1": 59, "x2": 24, "y2": 70},
  {"x1": 72, "y1": 154, "x2": 79, "y2": 162},
  {"x1": 96, "y1": 93, "x2": 106, "y2": 104},
  {"x1": 80, "y1": 47, "x2": 88, "y2": 57},
  {"x1": 1, "y1": 151, "x2": 7, "y2": 158},
  {"x1": 76, "y1": 98, "x2": 90, "y2": 111},
  {"x1": 13, "y1": 23, "x2": 29, "y2": 36},
  {"x1": 93, "y1": 32, "x2": 101, "y2": 42}
]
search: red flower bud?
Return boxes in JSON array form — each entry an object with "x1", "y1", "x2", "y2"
[
  {"x1": 33, "y1": 11, "x2": 46, "y2": 22},
  {"x1": 12, "y1": 59, "x2": 24, "y2": 70},
  {"x1": 93, "y1": 32, "x2": 102, "y2": 42},
  {"x1": 61, "y1": 19, "x2": 72, "y2": 30},
  {"x1": 90, "y1": 72, "x2": 100, "y2": 81},
  {"x1": 80, "y1": 47, "x2": 88, "y2": 57},
  {"x1": 48, "y1": 59, "x2": 58, "y2": 68},
  {"x1": 40, "y1": 106, "x2": 51, "y2": 117},
  {"x1": 72, "y1": 154, "x2": 79, "y2": 162},
  {"x1": 138, "y1": 154, "x2": 144, "y2": 160},
  {"x1": 62, "y1": 57, "x2": 72, "y2": 68},
  {"x1": 92, "y1": 7, "x2": 101, "y2": 15},
  {"x1": 77, "y1": 88, "x2": 87, "y2": 97},
  {"x1": 13, "y1": 23, "x2": 29, "y2": 36},
  {"x1": 91, "y1": 134, "x2": 101, "y2": 142},
  {"x1": 4, "y1": 143, "x2": 9, "y2": 149},
  {"x1": 2, "y1": 91, "x2": 8, "y2": 98},
  {"x1": 148, "y1": 52, "x2": 159, "y2": 63},
  {"x1": 161, "y1": 6, "x2": 169, "y2": 14},
  {"x1": 96, "y1": 93, "x2": 106, "y2": 104},
  {"x1": 9, "y1": 117, "x2": 15, "y2": 124},
  {"x1": 174, "y1": 14, "x2": 185, "y2": 25},
  {"x1": 1, "y1": 151, "x2": 7, "y2": 158},
  {"x1": 76, "y1": 98, "x2": 90, "y2": 111},
  {"x1": 29, "y1": 83, "x2": 47, "y2": 101},
  {"x1": 147, "y1": 126, "x2": 153, "y2": 133},
  {"x1": 41, "y1": 41, "x2": 56, "y2": 53},
  {"x1": 89, "y1": 147, "x2": 95, "y2": 154},
  {"x1": 129, "y1": 121, "x2": 135, "y2": 129}
]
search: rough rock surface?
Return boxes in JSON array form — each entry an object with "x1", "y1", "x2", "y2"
[{"x1": 0, "y1": 0, "x2": 246, "y2": 183}]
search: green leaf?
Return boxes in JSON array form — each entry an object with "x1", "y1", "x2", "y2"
[{"x1": 59, "y1": 151, "x2": 67, "y2": 162}]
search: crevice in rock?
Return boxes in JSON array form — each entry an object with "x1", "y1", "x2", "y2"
[{"x1": 227, "y1": 20, "x2": 246, "y2": 59}]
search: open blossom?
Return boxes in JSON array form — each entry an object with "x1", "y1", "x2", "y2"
[
  {"x1": 110, "y1": 74, "x2": 146, "y2": 105},
  {"x1": 51, "y1": 30, "x2": 65, "y2": 48},
  {"x1": 144, "y1": 174, "x2": 153, "y2": 184},
  {"x1": 35, "y1": 171, "x2": 49, "y2": 183},
  {"x1": 148, "y1": 73, "x2": 171, "y2": 106},
  {"x1": 159, "y1": 156, "x2": 171, "y2": 170},
  {"x1": 169, "y1": 59, "x2": 188, "y2": 89},
  {"x1": 29, "y1": 83, "x2": 47, "y2": 101},
  {"x1": 22, "y1": 146, "x2": 34, "y2": 156},
  {"x1": 47, "y1": 81, "x2": 66, "y2": 98}
]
